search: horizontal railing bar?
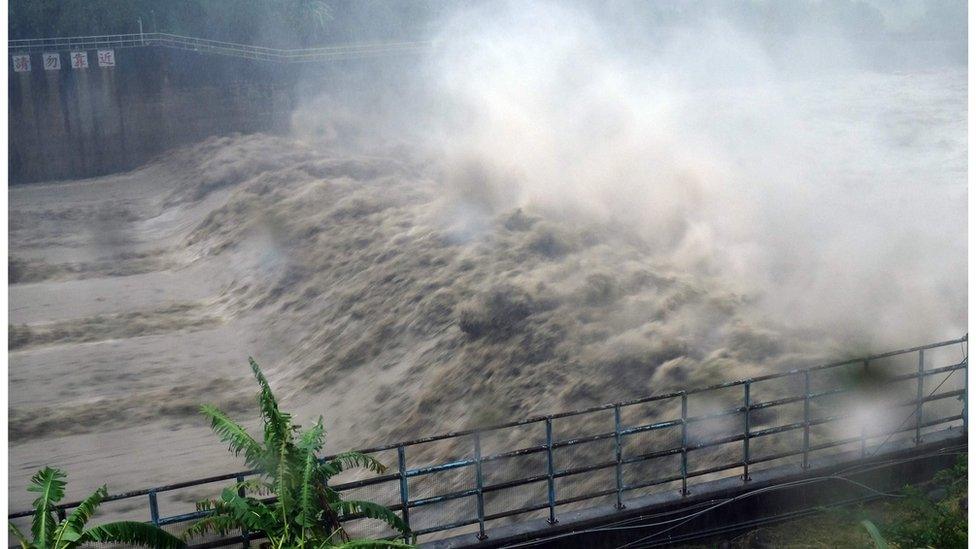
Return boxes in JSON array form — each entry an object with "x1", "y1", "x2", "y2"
[
  {"x1": 483, "y1": 474, "x2": 549, "y2": 494},
  {"x1": 619, "y1": 418, "x2": 685, "y2": 436},
  {"x1": 688, "y1": 432, "x2": 745, "y2": 450},
  {"x1": 330, "y1": 472, "x2": 401, "y2": 492},
  {"x1": 407, "y1": 489, "x2": 477, "y2": 509},
  {"x1": 552, "y1": 431, "x2": 616, "y2": 448},
  {"x1": 410, "y1": 517, "x2": 481, "y2": 537},
  {"x1": 484, "y1": 502, "x2": 550, "y2": 522},
  {"x1": 807, "y1": 435, "x2": 866, "y2": 453},
  {"x1": 405, "y1": 458, "x2": 475, "y2": 477},
  {"x1": 687, "y1": 461, "x2": 743, "y2": 479},
  {"x1": 555, "y1": 487, "x2": 618, "y2": 507},
  {"x1": 922, "y1": 388, "x2": 966, "y2": 404},
  {"x1": 750, "y1": 421, "x2": 806, "y2": 438},
  {"x1": 8, "y1": 335, "x2": 965, "y2": 538},
  {"x1": 399, "y1": 409, "x2": 974, "y2": 519},
  {"x1": 884, "y1": 361, "x2": 967, "y2": 384},
  {"x1": 621, "y1": 447, "x2": 685, "y2": 465},
  {"x1": 481, "y1": 444, "x2": 547, "y2": 462},
  {"x1": 622, "y1": 473, "x2": 685, "y2": 493},
  {"x1": 554, "y1": 459, "x2": 618, "y2": 479}
]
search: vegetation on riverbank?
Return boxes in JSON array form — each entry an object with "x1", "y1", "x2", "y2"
[{"x1": 691, "y1": 454, "x2": 967, "y2": 548}]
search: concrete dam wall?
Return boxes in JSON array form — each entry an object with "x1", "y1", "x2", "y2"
[{"x1": 8, "y1": 47, "x2": 295, "y2": 183}]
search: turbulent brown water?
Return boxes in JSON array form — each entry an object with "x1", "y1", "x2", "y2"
[
  {"x1": 7, "y1": 3, "x2": 967, "y2": 519},
  {"x1": 8, "y1": 114, "x2": 964, "y2": 514}
]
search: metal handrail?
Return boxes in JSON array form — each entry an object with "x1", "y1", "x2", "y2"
[
  {"x1": 7, "y1": 32, "x2": 431, "y2": 62},
  {"x1": 7, "y1": 335, "x2": 968, "y2": 546}
]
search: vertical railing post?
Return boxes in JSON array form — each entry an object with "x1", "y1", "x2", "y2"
[
  {"x1": 545, "y1": 417, "x2": 558, "y2": 524},
  {"x1": 742, "y1": 382, "x2": 751, "y2": 481},
  {"x1": 861, "y1": 359, "x2": 869, "y2": 457},
  {"x1": 473, "y1": 432, "x2": 487, "y2": 540},
  {"x1": 963, "y1": 355, "x2": 968, "y2": 430},
  {"x1": 915, "y1": 350, "x2": 925, "y2": 444},
  {"x1": 680, "y1": 392, "x2": 689, "y2": 496},
  {"x1": 237, "y1": 475, "x2": 249, "y2": 548},
  {"x1": 613, "y1": 405, "x2": 625, "y2": 509},
  {"x1": 148, "y1": 490, "x2": 159, "y2": 527},
  {"x1": 802, "y1": 371, "x2": 811, "y2": 470},
  {"x1": 397, "y1": 446, "x2": 411, "y2": 544}
]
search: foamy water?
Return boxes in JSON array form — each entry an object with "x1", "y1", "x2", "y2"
[{"x1": 8, "y1": 64, "x2": 965, "y2": 518}]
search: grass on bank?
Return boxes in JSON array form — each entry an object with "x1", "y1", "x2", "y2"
[{"x1": 687, "y1": 454, "x2": 967, "y2": 548}]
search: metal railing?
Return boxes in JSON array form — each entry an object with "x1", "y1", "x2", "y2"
[
  {"x1": 8, "y1": 32, "x2": 431, "y2": 62},
  {"x1": 8, "y1": 335, "x2": 968, "y2": 546}
]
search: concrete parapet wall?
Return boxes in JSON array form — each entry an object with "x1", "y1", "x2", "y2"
[{"x1": 8, "y1": 47, "x2": 295, "y2": 183}]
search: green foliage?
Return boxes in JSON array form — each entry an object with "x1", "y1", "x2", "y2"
[
  {"x1": 9, "y1": 467, "x2": 184, "y2": 549},
  {"x1": 881, "y1": 455, "x2": 967, "y2": 549},
  {"x1": 860, "y1": 519, "x2": 888, "y2": 548},
  {"x1": 185, "y1": 357, "x2": 412, "y2": 548}
]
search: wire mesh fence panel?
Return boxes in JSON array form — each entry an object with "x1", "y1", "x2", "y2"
[
  {"x1": 749, "y1": 428, "x2": 803, "y2": 466},
  {"x1": 484, "y1": 477, "x2": 548, "y2": 517},
  {"x1": 551, "y1": 408, "x2": 614, "y2": 444},
  {"x1": 623, "y1": 419, "x2": 682, "y2": 450},
  {"x1": 408, "y1": 494, "x2": 477, "y2": 535},
  {"x1": 807, "y1": 421, "x2": 861, "y2": 460},
  {"x1": 750, "y1": 370, "x2": 804, "y2": 403},
  {"x1": 339, "y1": 480, "x2": 401, "y2": 514},
  {"x1": 402, "y1": 436, "x2": 472, "y2": 472},
  {"x1": 622, "y1": 452, "x2": 681, "y2": 491},
  {"x1": 687, "y1": 441, "x2": 741, "y2": 476},
  {"x1": 554, "y1": 464, "x2": 615, "y2": 511},
  {"x1": 925, "y1": 341, "x2": 968, "y2": 372},
  {"x1": 406, "y1": 464, "x2": 474, "y2": 506},
  {"x1": 341, "y1": 514, "x2": 401, "y2": 542},
  {"x1": 686, "y1": 413, "x2": 742, "y2": 447},
  {"x1": 921, "y1": 395, "x2": 965, "y2": 436},
  {"x1": 483, "y1": 451, "x2": 546, "y2": 487},
  {"x1": 479, "y1": 420, "x2": 547, "y2": 458},
  {"x1": 688, "y1": 385, "x2": 742, "y2": 419},
  {"x1": 330, "y1": 448, "x2": 400, "y2": 488},
  {"x1": 486, "y1": 507, "x2": 550, "y2": 530},
  {"x1": 619, "y1": 396, "x2": 680, "y2": 428},
  {"x1": 6, "y1": 337, "x2": 965, "y2": 545}
]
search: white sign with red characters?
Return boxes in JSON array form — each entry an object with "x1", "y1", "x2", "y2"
[
  {"x1": 12, "y1": 55, "x2": 31, "y2": 72},
  {"x1": 97, "y1": 49, "x2": 116, "y2": 67},
  {"x1": 70, "y1": 51, "x2": 89, "y2": 69},
  {"x1": 43, "y1": 53, "x2": 61, "y2": 70}
]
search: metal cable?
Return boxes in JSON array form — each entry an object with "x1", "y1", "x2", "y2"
[
  {"x1": 499, "y1": 447, "x2": 967, "y2": 548},
  {"x1": 868, "y1": 342, "x2": 967, "y2": 458}
]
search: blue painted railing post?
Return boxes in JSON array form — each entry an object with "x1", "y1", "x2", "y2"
[
  {"x1": 680, "y1": 392, "x2": 689, "y2": 496},
  {"x1": 613, "y1": 405, "x2": 625, "y2": 509},
  {"x1": 802, "y1": 371, "x2": 811, "y2": 470},
  {"x1": 237, "y1": 474, "x2": 249, "y2": 548},
  {"x1": 742, "y1": 382, "x2": 751, "y2": 481},
  {"x1": 915, "y1": 351, "x2": 925, "y2": 444},
  {"x1": 545, "y1": 417, "x2": 558, "y2": 524},
  {"x1": 473, "y1": 432, "x2": 487, "y2": 540},
  {"x1": 397, "y1": 446, "x2": 411, "y2": 543},
  {"x1": 148, "y1": 490, "x2": 159, "y2": 527}
]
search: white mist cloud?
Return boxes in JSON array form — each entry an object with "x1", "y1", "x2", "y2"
[{"x1": 421, "y1": 1, "x2": 966, "y2": 347}]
